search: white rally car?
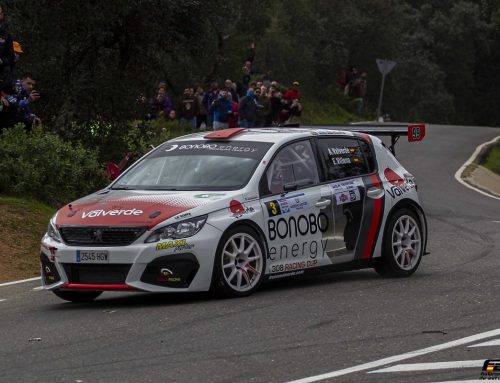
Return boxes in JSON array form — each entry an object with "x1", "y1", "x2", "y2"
[{"x1": 41, "y1": 125, "x2": 428, "y2": 302}]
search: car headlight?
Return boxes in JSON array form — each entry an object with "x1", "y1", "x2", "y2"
[
  {"x1": 145, "y1": 215, "x2": 207, "y2": 243},
  {"x1": 47, "y1": 217, "x2": 63, "y2": 243}
]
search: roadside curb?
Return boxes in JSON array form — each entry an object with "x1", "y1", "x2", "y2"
[{"x1": 455, "y1": 136, "x2": 500, "y2": 201}]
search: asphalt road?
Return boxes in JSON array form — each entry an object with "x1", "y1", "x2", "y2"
[{"x1": 1, "y1": 124, "x2": 500, "y2": 383}]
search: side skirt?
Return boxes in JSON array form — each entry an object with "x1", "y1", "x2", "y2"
[{"x1": 262, "y1": 259, "x2": 378, "y2": 283}]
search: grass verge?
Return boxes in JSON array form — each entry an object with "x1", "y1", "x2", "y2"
[
  {"x1": 0, "y1": 196, "x2": 56, "y2": 283},
  {"x1": 482, "y1": 144, "x2": 500, "y2": 175},
  {"x1": 300, "y1": 98, "x2": 361, "y2": 125}
]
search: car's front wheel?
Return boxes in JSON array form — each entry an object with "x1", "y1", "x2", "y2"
[
  {"x1": 375, "y1": 208, "x2": 423, "y2": 277},
  {"x1": 212, "y1": 226, "x2": 266, "y2": 298},
  {"x1": 52, "y1": 290, "x2": 102, "y2": 303}
]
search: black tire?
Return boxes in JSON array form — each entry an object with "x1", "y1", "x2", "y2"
[
  {"x1": 212, "y1": 226, "x2": 266, "y2": 298},
  {"x1": 375, "y1": 208, "x2": 423, "y2": 277},
  {"x1": 52, "y1": 290, "x2": 102, "y2": 303}
]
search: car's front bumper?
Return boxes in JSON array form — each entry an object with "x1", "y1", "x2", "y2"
[{"x1": 40, "y1": 223, "x2": 223, "y2": 293}]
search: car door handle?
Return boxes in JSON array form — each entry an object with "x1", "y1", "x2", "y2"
[
  {"x1": 367, "y1": 187, "x2": 384, "y2": 199},
  {"x1": 315, "y1": 199, "x2": 331, "y2": 209}
]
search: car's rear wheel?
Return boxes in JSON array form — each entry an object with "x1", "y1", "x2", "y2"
[
  {"x1": 375, "y1": 208, "x2": 423, "y2": 277},
  {"x1": 52, "y1": 290, "x2": 102, "y2": 303},
  {"x1": 212, "y1": 226, "x2": 266, "y2": 298}
]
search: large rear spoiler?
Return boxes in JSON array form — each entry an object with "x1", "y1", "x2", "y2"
[{"x1": 303, "y1": 123, "x2": 426, "y2": 156}]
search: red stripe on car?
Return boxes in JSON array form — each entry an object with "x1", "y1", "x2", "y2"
[
  {"x1": 363, "y1": 174, "x2": 383, "y2": 259},
  {"x1": 61, "y1": 283, "x2": 137, "y2": 291}
]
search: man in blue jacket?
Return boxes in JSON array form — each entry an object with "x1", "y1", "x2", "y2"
[
  {"x1": 238, "y1": 88, "x2": 257, "y2": 128},
  {"x1": 210, "y1": 90, "x2": 233, "y2": 131}
]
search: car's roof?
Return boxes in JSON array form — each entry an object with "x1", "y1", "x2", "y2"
[{"x1": 172, "y1": 127, "x2": 360, "y2": 145}]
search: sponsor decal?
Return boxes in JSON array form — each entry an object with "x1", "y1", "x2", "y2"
[
  {"x1": 313, "y1": 130, "x2": 352, "y2": 136},
  {"x1": 480, "y1": 359, "x2": 500, "y2": 379},
  {"x1": 268, "y1": 270, "x2": 305, "y2": 280},
  {"x1": 229, "y1": 200, "x2": 255, "y2": 218},
  {"x1": 164, "y1": 145, "x2": 178, "y2": 152},
  {"x1": 167, "y1": 143, "x2": 259, "y2": 153},
  {"x1": 174, "y1": 212, "x2": 192, "y2": 220},
  {"x1": 334, "y1": 188, "x2": 360, "y2": 205},
  {"x1": 43, "y1": 266, "x2": 55, "y2": 282},
  {"x1": 268, "y1": 238, "x2": 330, "y2": 261},
  {"x1": 81, "y1": 208, "x2": 144, "y2": 219},
  {"x1": 155, "y1": 239, "x2": 193, "y2": 252},
  {"x1": 268, "y1": 213, "x2": 328, "y2": 240},
  {"x1": 384, "y1": 168, "x2": 405, "y2": 187},
  {"x1": 265, "y1": 194, "x2": 308, "y2": 217},
  {"x1": 244, "y1": 195, "x2": 259, "y2": 201},
  {"x1": 229, "y1": 200, "x2": 245, "y2": 215},
  {"x1": 194, "y1": 193, "x2": 225, "y2": 200},
  {"x1": 383, "y1": 168, "x2": 416, "y2": 198},
  {"x1": 267, "y1": 213, "x2": 330, "y2": 261},
  {"x1": 329, "y1": 179, "x2": 360, "y2": 193},
  {"x1": 157, "y1": 268, "x2": 182, "y2": 283},
  {"x1": 269, "y1": 259, "x2": 318, "y2": 274}
]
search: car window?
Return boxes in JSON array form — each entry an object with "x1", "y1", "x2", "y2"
[
  {"x1": 358, "y1": 139, "x2": 375, "y2": 173},
  {"x1": 263, "y1": 140, "x2": 319, "y2": 195},
  {"x1": 318, "y1": 137, "x2": 373, "y2": 181},
  {"x1": 114, "y1": 140, "x2": 273, "y2": 191}
]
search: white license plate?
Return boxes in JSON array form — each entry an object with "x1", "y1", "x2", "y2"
[{"x1": 76, "y1": 250, "x2": 109, "y2": 263}]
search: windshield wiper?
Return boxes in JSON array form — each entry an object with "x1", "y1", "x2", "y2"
[{"x1": 111, "y1": 186, "x2": 133, "y2": 190}]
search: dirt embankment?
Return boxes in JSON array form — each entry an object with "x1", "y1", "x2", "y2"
[{"x1": 0, "y1": 197, "x2": 55, "y2": 283}]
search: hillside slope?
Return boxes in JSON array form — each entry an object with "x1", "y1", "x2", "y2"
[{"x1": 0, "y1": 197, "x2": 55, "y2": 283}]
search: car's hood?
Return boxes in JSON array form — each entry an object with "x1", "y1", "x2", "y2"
[{"x1": 54, "y1": 189, "x2": 246, "y2": 228}]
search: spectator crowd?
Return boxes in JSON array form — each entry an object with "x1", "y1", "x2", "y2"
[
  {"x1": 138, "y1": 45, "x2": 304, "y2": 131},
  {"x1": 0, "y1": 3, "x2": 41, "y2": 130},
  {"x1": 1, "y1": 1, "x2": 369, "y2": 136}
]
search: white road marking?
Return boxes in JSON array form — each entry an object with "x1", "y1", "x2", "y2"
[
  {"x1": 432, "y1": 381, "x2": 484, "y2": 383},
  {"x1": 492, "y1": 221, "x2": 500, "y2": 224},
  {"x1": 0, "y1": 299, "x2": 6, "y2": 302},
  {"x1": 454, "y1": 135, "x2": 500, "y2": 201},
  {"x1": 32, "y1": 286, "x2": 43, "y2": 291},
  {"x1": 0, "y1": 277, "x2": 41, "y2": 288},
  {"x1": 468, "y1": 338, "x2": 500, "y2": 347},
  {"x1": 285, "y1": 327, "x2": 500, "y2": 383},
  {"x1": 368, "y1": 360, "x2": 484, "y2": 373}
]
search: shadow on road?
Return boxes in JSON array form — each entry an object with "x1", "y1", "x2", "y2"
[{"x1": 46, "y1": 268, "x2": 429, "y2": 310}]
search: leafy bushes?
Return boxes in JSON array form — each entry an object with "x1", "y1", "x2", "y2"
[
  {"x1": 56, "y1": 119, "x2": 194, "y2": 164},
  {"x1": 0, "y1": 121, "x2": 196, "y2": 207},
  {"x1": 0, "y1": 125, "x2": 107, "y2": 206}
]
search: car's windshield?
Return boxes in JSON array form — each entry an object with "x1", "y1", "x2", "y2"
[{"x1": 113, "y1": 140, "x2": 273, "y2": 191}]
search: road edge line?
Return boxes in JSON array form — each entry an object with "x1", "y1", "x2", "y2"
[
  {"x1": 0, "y1": 276, "x2": 41, "y2": 288},
  {"x1": 454, "y1": 135, "x2": 500, "y2": 201},
  {"x1": 284, "y1": 327, "x2": 500, "y2": 383}
]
